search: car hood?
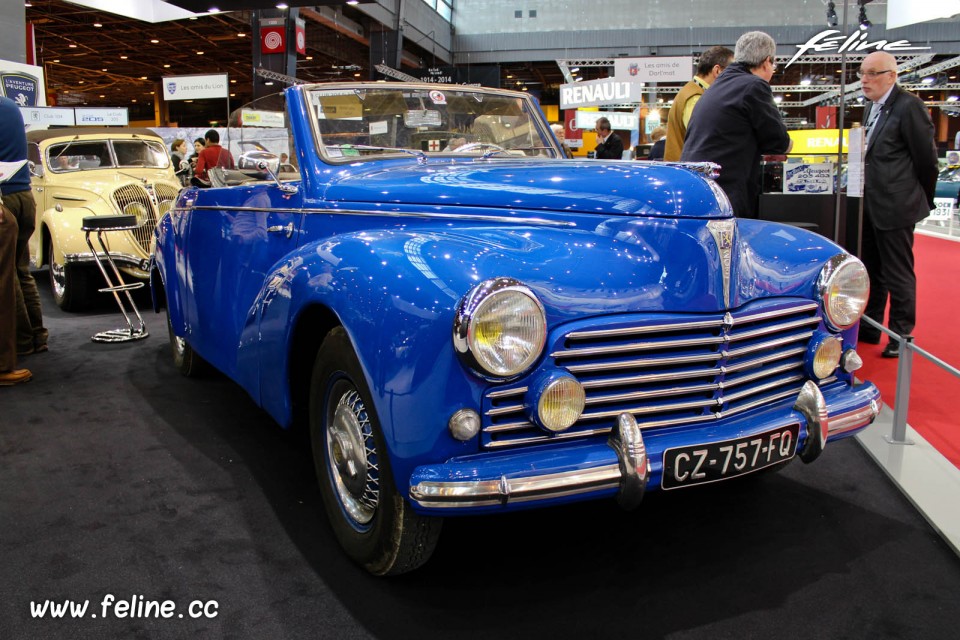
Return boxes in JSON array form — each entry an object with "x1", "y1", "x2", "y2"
[{"x1": 321, "y1": 160, "x2": 728, "y2": 218}]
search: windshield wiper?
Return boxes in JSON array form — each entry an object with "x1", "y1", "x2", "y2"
[
  {"x1": 330, "y1": 144, "x2": 427, "y2": 165},
  {"x1": 479, "y1": 146, "x2": 556, "y2": 159}
]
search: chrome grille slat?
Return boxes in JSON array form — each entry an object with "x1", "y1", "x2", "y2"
[
  {"x1": 566, "y1": 351, "x2": 722, "y2": 374},
  {"x1": 482, "y1": 300, "x2": 828, "y2": 449},
  {"x1": 551, "y1": 334, "x2": 725, "y2": 359}
]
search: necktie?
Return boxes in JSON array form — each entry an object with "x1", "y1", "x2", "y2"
[{"x1": 864, "y1": 103, "x2": 882, "y2": 145}]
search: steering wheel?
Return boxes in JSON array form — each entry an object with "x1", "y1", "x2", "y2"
[{"x1": 455, "y1": 142, "x2": 506, "y2": 154}]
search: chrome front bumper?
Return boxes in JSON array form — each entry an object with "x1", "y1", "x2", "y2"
[
  {"x1": 64, "y1": 251, "x2": 151, "y2": 273},
  {"x1": 408, "y1": 381, "x2": 882, "y2": 511}
]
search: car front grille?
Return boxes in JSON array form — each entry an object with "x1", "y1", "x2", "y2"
[
  {"x1": 110, "y1": 183, "x2": 174, "y2": 256},
  {"x1": 482, "y1": 299, "x2": 832, "y2": 450}
]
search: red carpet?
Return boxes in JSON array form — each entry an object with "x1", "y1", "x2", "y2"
[{"x1": 858, "y1": 232, "x2": 960, "y2": 469}]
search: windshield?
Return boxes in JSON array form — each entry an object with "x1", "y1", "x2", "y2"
[
  {"x1": 305, "y1": 84, "x2": 562, "y2": 161},
  {"x1": 47, "y1": 138, "x2": 170, "y2": 173}
]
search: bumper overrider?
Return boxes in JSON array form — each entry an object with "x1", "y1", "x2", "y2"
[{"x1": 408, "y1": 380, "x2": 881, "y2": 512}]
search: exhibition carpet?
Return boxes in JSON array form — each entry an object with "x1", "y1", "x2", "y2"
[
  {"x1": 2, "y1": 278, "x2": 960, "y2": 639},
  {"x1": 858, "y1": 232, "x2": 960, "y2": 470}
]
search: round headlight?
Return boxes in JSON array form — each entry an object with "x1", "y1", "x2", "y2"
[
  {"x1": 123, "y1": 201, "x2": 149, "y2": 225},
  {"x1": 532, "y1": 374, "x2": 585, "y2": 433},
  {"x1": 808, "y1": 334, "x2": 843, "y2": 379},
  {"x1": 818, "y1": 254, "x2": 869, "y2": 330},
  {"x1": 453, "y1": 278, "x2": 546, "y2": 379}
]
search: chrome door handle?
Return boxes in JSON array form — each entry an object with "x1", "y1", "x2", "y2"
[{"x1": 267, "y1": 222, "x2": 294, "y2": 238}]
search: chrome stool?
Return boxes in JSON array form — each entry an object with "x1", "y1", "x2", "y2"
[{"x1": 82, "y1": 215, "x2": 149, "y2": 343}]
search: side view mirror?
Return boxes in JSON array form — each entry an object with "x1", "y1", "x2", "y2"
[
  {"x1": 29, "y1": 161, "x2": 43, "y2": 178},
  {"x1": 256, "y1": 159, "x2": 298, "y2": 194}
]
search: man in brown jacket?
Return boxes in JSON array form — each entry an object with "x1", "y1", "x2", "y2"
[{"x1": 664, "y1": 45, "x2": 733, "y2": 161}]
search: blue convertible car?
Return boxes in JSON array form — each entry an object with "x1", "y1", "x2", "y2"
[{"x1": 152, "y1": 82, "x2": 881, "y2": 575}]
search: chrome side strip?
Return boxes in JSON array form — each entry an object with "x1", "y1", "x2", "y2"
[{"x1": 186, "y1": 205, "x2": 577, "y2": 228}]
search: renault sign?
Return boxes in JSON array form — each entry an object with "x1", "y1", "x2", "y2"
[{"x1": 560, "y1": 78, "x2": 644, "y2": 109}]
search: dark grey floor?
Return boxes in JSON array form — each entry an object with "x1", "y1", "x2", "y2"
[{"x1": 2, "y1": 275, "x2": 960, "y2": 640}]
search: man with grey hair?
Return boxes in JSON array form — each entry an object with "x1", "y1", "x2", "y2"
[
  {"x1": 681, "y1": 31, "x2": 792, "y2": 217},
  {"x1": 664, "y1": 44, "x2": 733, "y2": 161},
  {"x1": 856, "y1": 50, "x2": 938, "y2": 357}
]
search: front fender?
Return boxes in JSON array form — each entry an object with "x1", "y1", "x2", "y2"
[{"x1": 38, "y1": 206, "x2": 96, "y2": 266}]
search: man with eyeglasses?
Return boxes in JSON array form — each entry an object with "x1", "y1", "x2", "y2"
[
  {"x1": 856, "y1": 51, "x2": 938, "y2": 358},
  {"x1": 681, "y1": 31, "x2": 792, "y2": 219},
  {"x1": 664, "y1": 45, "x2": 733, "y2": 161}
]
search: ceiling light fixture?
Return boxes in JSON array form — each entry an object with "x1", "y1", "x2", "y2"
[
  {"x1": 858, "y1": 0, "x2": 872, "y2": 29},
  {"x1": 826, "y1": 1, "x2": 838, "y2": 27},
  {"x1": 800, "y1": 76, "x2": 812, "y2": 86},
  {"x1": 276, "y1": 3, "x2": 288, "y2": 9},
  {"x1": 93, "y1": 22, "x2": 102, "y2": 27}
]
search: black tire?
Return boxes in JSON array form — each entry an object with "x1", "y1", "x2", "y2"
[
  {"x1": 309, "y1": 327, "x2": 442, "y2": 575},
  {"x1": 167, "y1": 313, "x2": 207, "y2": 377},
  {"x1": 47, "y1": 236, "x2": 90, "y2": 311}
]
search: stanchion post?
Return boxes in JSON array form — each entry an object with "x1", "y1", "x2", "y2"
[{"x1": 885, "y1": 334, "x2": 915, "y2": 445}]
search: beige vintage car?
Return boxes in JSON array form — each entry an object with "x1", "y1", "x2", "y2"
[{"x1": 27, "y1": 127, "x2": 181, "y2": 310}]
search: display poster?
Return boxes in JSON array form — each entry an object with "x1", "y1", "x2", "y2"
[
  {"x1": 20, "y1": 106, "x2": 75, "y2": 127},
  {"x1": 0, "y1": 58, "x2": 46, "y2": 107},
  {"x1": 240, "y1": 109, "x2": 286, "y2": 128},
  {"x1": 563, "y1": 110, "x2": 583, "y2": 148},
  {"x1": 783, "y1": 162, "x2": 835, "y2": 194},
  {"x1": 614, "y1": 57, "x2": 693, "y2": 84},
  {"x1": 75, "y1": 107, "x2": 129, "y2": 126},
  {"x1": 162, "y1": 73, "x2": 229, "y2": 101}
]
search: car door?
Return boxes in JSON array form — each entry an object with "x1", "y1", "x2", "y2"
[{"x1": 183, "y1": 183, "x2": 303, "y2": 390}]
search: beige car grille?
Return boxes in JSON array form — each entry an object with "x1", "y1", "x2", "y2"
[{"x1": 110, "y1": 183, "x2": 175, "y2": 255}]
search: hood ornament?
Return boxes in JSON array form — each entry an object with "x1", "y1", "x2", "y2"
[{"x1": 707, "y1": 219, "x2": 736, "y2": 308}]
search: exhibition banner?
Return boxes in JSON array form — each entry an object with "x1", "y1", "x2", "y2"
[
  {"x1": 614, "y1": 57, "x2": 693, "y2": 84},
  {"x1": 20, "y1": 106, "x2": 75, "y2": 126},
  {"x1": 295, "y1": 18, "x2": 306, "y2": 55},
  {"x1": 163, "y1": 73, "x2": 229, "y2": 101},
  {"x1": 0, "y1": 58, "x2": 45, "y2": 107},
  {"x1": 75, "y1": 107, "x2": 129, "y2": 126}
]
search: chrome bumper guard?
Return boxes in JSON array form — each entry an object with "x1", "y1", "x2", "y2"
[{"x1": 409, "y1": 383, "x2": 881, "y2": 510}]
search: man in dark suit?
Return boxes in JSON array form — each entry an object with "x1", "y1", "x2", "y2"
[
  {"x1": 857, "y1": 51, "x2": 939, "y2": 358},
  {"x1": 594, "y1": 117, "x2": 624, "y2": 159},
  {"x1": 681, "y1": 31, "x2": 792, "y2": 218}
]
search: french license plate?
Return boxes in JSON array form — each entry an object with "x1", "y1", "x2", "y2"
[{"x1": 662, "y1": 424, "x2": 799, "y2": 490}]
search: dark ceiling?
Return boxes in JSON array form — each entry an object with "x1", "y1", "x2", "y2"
[{"x1": 24, "y1": 0, "x2": 423, "y2": 125}]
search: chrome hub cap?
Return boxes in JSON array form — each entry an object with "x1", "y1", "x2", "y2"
[{"x1": 326, "y1": 389, "x2": 379, "y2": 525}]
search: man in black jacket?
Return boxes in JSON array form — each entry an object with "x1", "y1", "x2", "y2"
[
  {"x1": 856, "y1": 51, "x2": 939, "y2": 358},
  {"x1": 681, "y1": 31, "x2": 792, "y2": 217},
  {"x1": 594, "y1": 117, "x2": 624, "y2": 159}
]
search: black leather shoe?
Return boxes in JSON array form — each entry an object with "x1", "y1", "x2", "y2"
[{"x1": 881, "y1": 342, "x2": 900, "y2": 358}]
